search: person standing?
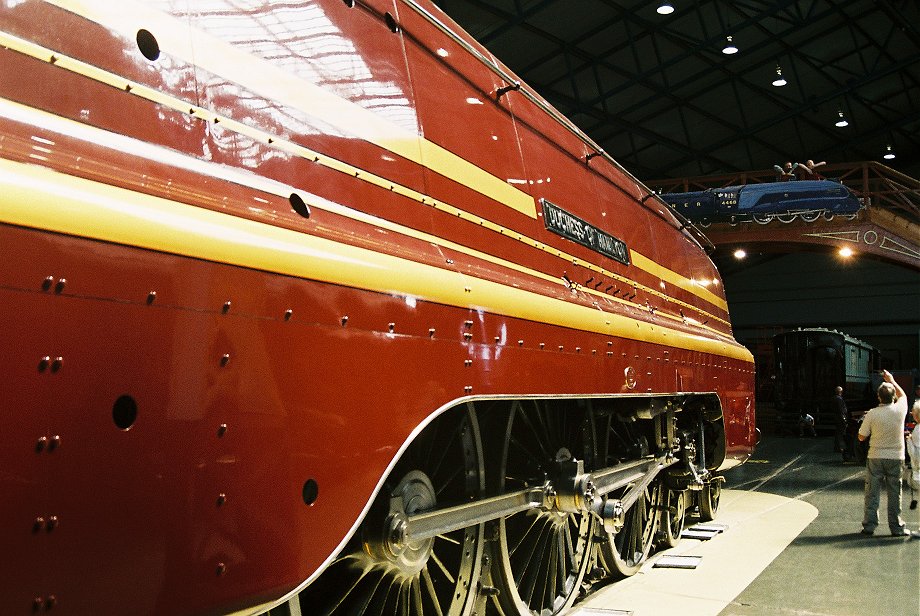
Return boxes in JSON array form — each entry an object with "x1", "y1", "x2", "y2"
[
  {"x1": 858, "y1": 370, "x2": 916, "y2": 537},
  {"x1": 833, "y1": 386, "x2": 854, "y2": 461},
  {"x1": 906, "y1": 401, "x2": 920, "y2": 511},
  {"x1": 908, "y1": 384, "x2": 920, "y2": 425}
]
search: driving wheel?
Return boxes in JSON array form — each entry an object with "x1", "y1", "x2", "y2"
[
  {"x1": 297, "y1": 406, "x2": 484, "y2": 616},
  {"x1": 492, "y1": 400, "x2": 595, "y2": 616}
]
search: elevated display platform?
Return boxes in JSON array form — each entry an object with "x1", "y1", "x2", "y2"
[{"x1": 704, "y1": 207, "x2": 919, "y2": 269}]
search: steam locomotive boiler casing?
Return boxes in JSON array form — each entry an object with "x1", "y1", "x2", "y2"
[{"x1": 0, "y1": 1, "x2": 756, "y2": 614}]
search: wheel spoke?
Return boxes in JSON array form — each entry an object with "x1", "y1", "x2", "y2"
[
  {"x1": 434, "y1": 464, "x2": 464, "y2": 500},
  {"x1": 428, "y1": 551, "x2": 452, "y2": 585},
  {"x1": 508, "y1": 510, "x2": 542, "y2": 558},
  {"x1": 420, "y1": 569, "x2": 443, "y2": 616},
  {"x1": 564, "y1": 518, "x2": 575, "y2": 563},
  {"x1": 552, "y1": 525, "x2": 566, "y2": 601}
]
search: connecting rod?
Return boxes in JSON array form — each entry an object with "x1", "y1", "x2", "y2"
[{"x1": 403, "y1": 454, "x2": 676, "y2": 543}]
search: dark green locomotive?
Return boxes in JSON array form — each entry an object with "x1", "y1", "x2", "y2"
[{"x1": 773, "y1": 328, "x2": 880, "y2": 433}]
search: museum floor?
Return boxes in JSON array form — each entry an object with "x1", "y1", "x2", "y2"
[{"x1": 574, "y1": 435, "x2": 920, "y2": 616}]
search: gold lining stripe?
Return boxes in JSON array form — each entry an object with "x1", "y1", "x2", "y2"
[
  {"x1": 0, "y1": 29, "x2": 727, "y2": 315},
  {"x1": 0, "y1": 157, "x2": 751, "y2": 364}
]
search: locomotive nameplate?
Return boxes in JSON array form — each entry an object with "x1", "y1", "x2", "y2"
[{"x1": 540, "y1": 199, "x2": 630, "y2": 265}]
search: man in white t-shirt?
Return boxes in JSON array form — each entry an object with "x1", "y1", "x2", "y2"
[{"x1": 858, "y1": 370, "x2": 916, "y2": 537}]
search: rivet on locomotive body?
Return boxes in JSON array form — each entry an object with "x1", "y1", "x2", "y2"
[
  {"x1": 216, "y1": 493, "x2": 227, "y2": 507},
  {"x1": 38, "y1": 356, "x2": 50, "y2": 372},
  {"x1": 48, "y1": 436, "x2": 60, "y2": 451},
  {"x1": 222, "y1": 301, "x2": 231, "y2": 314},
  {"x1": 388, "y1": 323, "x2": 396, "y2": 333},
  {"x1": 217, "y1": 424, "x2": 228, "y2": 438},
  {"x1": 54, "y1": 278, "x2": 66, "y2": 294},
  {"x1": 220, "y1": 354, "x2": 230, "y2": 367},
  {"x1": 341, "y1": 316, "x2": 348, "y2": 327},
  {"x1": 518, "y1": 340, "x2": 524, "y2": 346},
  {"x1": 35, "y1": 436, "x2": 48, "y2": 453},
  {"x1": 493, "y1": 336, "x2": 500, "y2": 343},
  {"x1": 32, "y1": 517, "x2": 45, "y2": 533},
  {"x1": 42, "y1": 276, "x2": 54, "y2": 291},
  {"x1": 464, "y1": 360, "x2": 472, "y2": 367},
  {"x1": 539, "y1": 343, "x2": 545, "y2": 349},
  {"x1": 284, "y1": 309, "x2": 293, "y2": 321},
  {"x1": 216, "y1": 563, "x2": 227, "y2": 576},
  {"x1": 146, "y1": 291, "x2": 157, "y2": 305},
  {"x1": 46, "y1": 516, "x2": 58, "y2": 532},
  {"x1": 464, "y1": 386, "x2": 473, "y2": 393},
  {"x1": 428, "y1": 328, "x2": 435, "y2": 337},
  {"x1": 50, "y1": 357, "x2": 63, "y2": 373}
]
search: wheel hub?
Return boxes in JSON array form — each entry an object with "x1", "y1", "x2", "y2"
[{"x1": 365, "y1": 470, "x2": 437, "y2": 576}]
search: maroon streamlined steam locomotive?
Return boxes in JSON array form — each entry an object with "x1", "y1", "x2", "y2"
[{"x1": 0, "y1": 1, "x2": 755, "y2": 614}]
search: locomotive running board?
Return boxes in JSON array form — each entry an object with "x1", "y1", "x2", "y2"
[{"x1": 404, "y1": 455, "x2": 676, "y2": 542}]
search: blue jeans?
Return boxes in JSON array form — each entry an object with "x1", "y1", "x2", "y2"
[{"x1": 863, "y1": 458, "x2": 906, "y2": 533}]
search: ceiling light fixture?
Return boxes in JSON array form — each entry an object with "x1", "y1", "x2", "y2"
[
  {"x1": 772, "y1": 65, "x2": 787, "y2": 87},
  {"x1": 835, "y1": 109, "x2": 848, "y2": 127},
  {"x1": 722, "y1": 35, "x2": 738, "y2": 55},
  {"x1": 657, "y1": 3, "x2": 675, "y2": 14},
  {"x1": 883, "y1": 144, "x2": 896, "y2": 160},
  {"x1": 733, "y1": 248, "x2": 747, "y2": 260},
  {"x1": 838, "y1": 246, "x2": 854, "y2": 258}
]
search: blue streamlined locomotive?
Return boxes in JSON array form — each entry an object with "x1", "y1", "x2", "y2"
[{"x1": 661, "y1": 179, "x2": 862, "y2": 226}]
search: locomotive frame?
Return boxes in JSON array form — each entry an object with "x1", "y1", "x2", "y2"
[{"x1": 0, "y1": 1, "x2": 756, "y2": 615}]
